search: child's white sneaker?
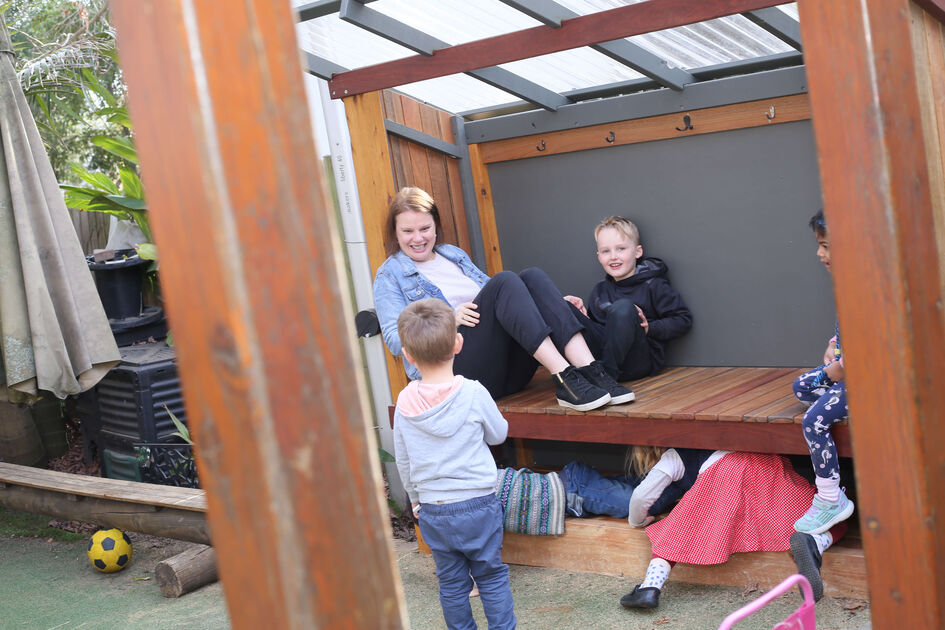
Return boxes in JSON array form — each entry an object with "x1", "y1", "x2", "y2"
[{"x1": 794, "y1": 491, "x2": 854, "y2": 535}]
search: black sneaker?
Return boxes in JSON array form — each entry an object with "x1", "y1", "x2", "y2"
[
  {"x1": 790, "y1": 531, "x2": 824, "y2": 602},
  {"x1": 578, "y1": 360, "x2": 635, "y2": 405},
  {"x1": 554, "y1": 366, "x2": 611, "y2": 411}
]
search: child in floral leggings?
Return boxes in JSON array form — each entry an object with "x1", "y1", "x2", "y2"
[{"x1": 792, "y1": 210, "x2": 854, "y2": 536}]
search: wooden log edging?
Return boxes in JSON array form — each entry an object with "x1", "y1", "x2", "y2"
[
  {"x1": 0, "y1": 462, "x2": 210, "y2": 544},
  {"x1": 156, "y1": 545, "x2": 219, "y2": 597}
]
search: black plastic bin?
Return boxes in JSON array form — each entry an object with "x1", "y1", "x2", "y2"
[{"x1": 86, "y1": 248, "x2": 148, "y2": 320}]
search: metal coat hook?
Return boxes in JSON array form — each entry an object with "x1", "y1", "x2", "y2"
[
  {"x1": 675, "y1": 114, "x2": 694, "y2": 132},
  {"x1": 605, "y1": 130, "x2": 615, "y2": 143},
  {"x1": 536, "y1": 139, "x2": 546, "y2": 152},
  {"x1": 765, "y1": 106, "x2": 776, "y2": 121}
]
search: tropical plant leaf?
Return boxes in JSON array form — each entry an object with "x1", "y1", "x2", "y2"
[
  {"x1": 104, "y1": 194, "x2": 146, "y2": 210},
  {"x1": 61, "y1": 185, "x2": 103, "y2": 209},
  {"x1": 118, "y1": 166, "x2": 143, "y2": 199},
  {"x1": 164, "y1": 405, "x2": 193, "y2": 445},
  {"x1": 136, "y1": 242, "x2": 158, "y2": 261},
  {"x1": 92, "y1": 135, "x2": 137, "y2": 163},
  {"x1": 81, "y1": 68, "x2": 116, "y2": 107},
  {"x1": 95, "y1": 106, "x2": 132, "y2": 129},
  {"x1": 68, "y1": 162, "x2": 120, "y2": 195},
  {"x1": 378, "y1": 448, "x2": 395, "y2": 463}
]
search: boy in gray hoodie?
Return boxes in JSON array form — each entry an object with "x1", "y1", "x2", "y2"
[{"x1": 394, "y1": 298, "x2": 515, "y2": 630}]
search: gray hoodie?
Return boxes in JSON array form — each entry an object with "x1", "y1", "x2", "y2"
[{"x1": 393, "y1": 378, "x2": 508, "y2": 505}]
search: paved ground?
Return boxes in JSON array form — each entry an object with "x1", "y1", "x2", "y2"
[{"x1": 0, "y1": 508, "x2": 871, "y2": 629}]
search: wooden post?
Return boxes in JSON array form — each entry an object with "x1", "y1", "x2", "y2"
[
  {"x1": 109, "y1": 2, "x2": 406, "y2": 629},
  {"x1": 798, "y1": 1, "x2": 945, "y2": 626},
  {"x1": 343, "y1": 91, "x2": 408, "y2": 399}
]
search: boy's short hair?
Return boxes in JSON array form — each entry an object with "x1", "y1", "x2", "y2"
[
  {"x1": 397, "y1": 299, "x2": 457, "y2": 365},
  {"x1": 809, "y1": 209, "x2": 827, "y2": 238},
  {"x1": 594, "y1": 216, "x2": 640, "y2": 246}
]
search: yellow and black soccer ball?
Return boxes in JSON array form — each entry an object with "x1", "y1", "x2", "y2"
[{"x1": 87, "y1": 528, "x2": 133, "y2": 573}]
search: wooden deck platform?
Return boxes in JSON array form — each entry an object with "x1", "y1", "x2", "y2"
[{"x1": 496, "y1": 367, "x2": 852, "y2": 456}]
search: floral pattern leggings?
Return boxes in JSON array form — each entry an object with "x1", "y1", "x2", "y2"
[{"x1": 793, "y1": 368, "x2": 848, "y2": 480}]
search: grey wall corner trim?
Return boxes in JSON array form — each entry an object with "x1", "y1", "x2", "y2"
[
  {"x1": 383, "y1": 119, "x2": 463, "y2": 159},
  {"x1": 451, "y1": 116, "x2": 487, "y2": 272},
  {"x1": 464, "y1": 65, "x2": 809, "y2": 144}
]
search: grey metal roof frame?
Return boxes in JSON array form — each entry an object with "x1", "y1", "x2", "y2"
[
  {"x1": 296, "y1": 1, "x2": 804, "y2": 126},
  {"x1": 497, "y1": 0, "x2": 695, "y2": 90},
  {"x1": 338, "y1": 0, "x2": 570, "y2": 110}
]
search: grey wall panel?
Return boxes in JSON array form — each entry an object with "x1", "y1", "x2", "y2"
[{"x1": 488, "y1": 120, "x2": 835, "y2": 367}]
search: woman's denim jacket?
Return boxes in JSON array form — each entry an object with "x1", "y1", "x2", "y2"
[{"x1": 373, "y1": 244, "x2": 489, "y2": 381}]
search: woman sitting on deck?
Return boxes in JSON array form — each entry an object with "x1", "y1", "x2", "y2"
[{"x1": 373, "y1": 186, "x2": 633, "y2": 411}]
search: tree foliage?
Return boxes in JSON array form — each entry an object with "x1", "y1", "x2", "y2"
[{"x1": 4, "y1": 0, "x2": 125, "y2": 181}]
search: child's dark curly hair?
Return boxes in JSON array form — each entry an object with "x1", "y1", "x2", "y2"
[{"x1": 809, "y1": 209, "x2": 827, "y2": 238}]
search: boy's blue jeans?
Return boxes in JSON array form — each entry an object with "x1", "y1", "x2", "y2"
[
  {"x1": 418, "y1": 494, "x2": 516, "y2": 630},
  {"x1": 562, "y1": 461, "x2": 684, "y2": 518}
]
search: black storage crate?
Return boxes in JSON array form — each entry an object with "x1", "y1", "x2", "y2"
[
  {"x1": 91, "y1": 342, "x2": 188, "y2": 482},
  {"x1": 97, "y1": 342, "x2": 186, "y2": 446}
]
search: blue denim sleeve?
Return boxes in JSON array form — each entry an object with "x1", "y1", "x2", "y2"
[{"x1": 373, "y1": 268, "x2": 406, "y2": 358}]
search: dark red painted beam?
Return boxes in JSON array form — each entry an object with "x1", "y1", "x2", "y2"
[
  {"x1": 328, "y1": 0, "x2": 788, "y2": 99},
  {"x1": 915, "y1": 0, "x2": 945, "y2": 24}
]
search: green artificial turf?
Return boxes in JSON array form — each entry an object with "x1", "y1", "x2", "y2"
[{"x1": 0, "y1": 507, "x2": 88, "y2": 541}]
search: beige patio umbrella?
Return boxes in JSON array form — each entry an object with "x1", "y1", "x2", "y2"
[{"x1": 0, "y1": 20, "x2": 119, "y2": 402}]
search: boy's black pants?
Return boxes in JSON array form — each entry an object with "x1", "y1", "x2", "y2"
[{"x1": 572, "y1": 298, "x2": 653, "y2": 381}]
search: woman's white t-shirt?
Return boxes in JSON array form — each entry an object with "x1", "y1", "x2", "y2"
[{"x1": 415, "y1": 253, "x2": 481, "y2": 309}]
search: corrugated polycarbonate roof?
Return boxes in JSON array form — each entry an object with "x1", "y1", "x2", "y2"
[{"x1": 294, "y1": 0, "x2": 800, "y2": 115}]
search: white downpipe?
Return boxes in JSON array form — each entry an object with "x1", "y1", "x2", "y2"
[{"x1": 309, "y1": 76, "x2": 405, "y2": 507}]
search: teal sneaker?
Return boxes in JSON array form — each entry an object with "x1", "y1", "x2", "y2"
[{"x1": 794, "y1": 491, "x2": 854, "y2": 535}]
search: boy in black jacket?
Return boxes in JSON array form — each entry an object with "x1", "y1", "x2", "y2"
[{"x1": 565, "y1": 216, "x2": 692, "y2": 386}]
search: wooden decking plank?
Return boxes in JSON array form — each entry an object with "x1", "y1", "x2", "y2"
[
  {"x1": 672, "y1": 368, "x2": 796, "y2": 420},
  {"x1": 632, "y1": 368, "x2": 755, "y2": 419},
  {"x1": 769, "y1": 400, "x2": 813, "y2": 423},
  {"x1": 496, "y1": 366, "x2": 721, "y2": 416},
  {"x1": 695, "y1": 369, "x2": 803, "y2": 421},
  {"x1": 0, "y1": 463, "x2": 207, "y2": 511},
  {"x1": 608, "y1": 368, "x2": 733, "y2": 418},
  {"x1": 741, "y1": 391, "x2": 806, "y2": 421},
  {"x1": 502, "y1": 384, "x2": 557, "y2": 413}
]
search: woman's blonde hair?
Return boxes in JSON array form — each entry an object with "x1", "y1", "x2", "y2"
[
  {"x1": 625, "y1": 445, "x2": 666, "y2": 477},
  {"x1": 384, "y1": 187, "x2": 444, "y2": 256}
]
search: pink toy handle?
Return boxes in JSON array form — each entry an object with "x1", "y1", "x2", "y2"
[{"x1": 718, "y1": 574, "x2": 814, "y2": 630}]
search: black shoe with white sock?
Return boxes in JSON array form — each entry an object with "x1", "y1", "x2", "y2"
[
  {"x1": 554, "y1": 365, "x2": 611, "y2": 411},
  {"x1": 790, "y1": 531, "x2": 824, "y2": 602},
  {"x1": 578, "y1": 360, "x2": 635, "y2": 405}
]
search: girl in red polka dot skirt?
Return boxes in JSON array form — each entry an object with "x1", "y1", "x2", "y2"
[{"x1": 619, "y1": 447, "x2": 848, "y2": 609}]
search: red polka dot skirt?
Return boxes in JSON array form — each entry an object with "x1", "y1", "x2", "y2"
[{"x1": 645, "y1": 452, "x2": 815, "y2": 565}]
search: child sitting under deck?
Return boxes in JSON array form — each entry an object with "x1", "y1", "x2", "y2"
[{"x1": 619, "y1": 448, "x2": 848, "y2": 609}]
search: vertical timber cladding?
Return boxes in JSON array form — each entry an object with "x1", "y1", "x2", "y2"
[
  {"x1": 382, "y1": 91, "x2": 471, "y2": 252},
  {"x1": 345, "y1": 89, "x2": 471, "y2": 399}
]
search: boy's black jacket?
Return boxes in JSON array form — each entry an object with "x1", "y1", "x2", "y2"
[{"x1": 586, "y1": 257, "x2": 692, "y2": 368}]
